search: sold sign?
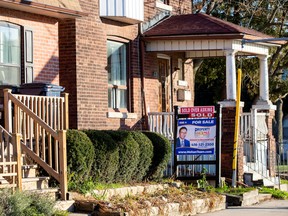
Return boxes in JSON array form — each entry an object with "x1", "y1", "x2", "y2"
[{"x1": 179, "y1": 106, "x2": 215, "y2": 118}]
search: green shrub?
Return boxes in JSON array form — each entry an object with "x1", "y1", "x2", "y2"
[
  {"x1": 83, "y1": 130, "x2": 119, "y2": 183},
  {"x1": 0, "y1": 189, "x2": 59, "y2": 216},
  {"x1": 104, "y1": 130, "x2": 140, "y2": 183},
  {"x1": 66, "y1": 129, "x2": 95, "y2": 186},
  {"x1": 129, "y1": 131, "x2": 153, "y2": 181},
  {"x1": 142, "y1": 132, "x2": 172, "y2": 181},
  {"x1": 259, "y1": 187, "x2": 288, "y2": 199}
]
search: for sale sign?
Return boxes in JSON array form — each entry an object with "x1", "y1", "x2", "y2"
[
  {"x1": 179, "y1": 106, "x2": 214, "y2": 118},
  {"x1": 175, "y1": 118, "x2": 216, "y2": 155}
]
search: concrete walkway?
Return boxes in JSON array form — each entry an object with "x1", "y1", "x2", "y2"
[{"x1": 201, "y1": 199, "x2": 288, "y2": 216}]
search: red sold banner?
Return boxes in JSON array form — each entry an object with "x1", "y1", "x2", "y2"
[{"x1": 179, "y1": 106, "x2": 215, "y2": 118}]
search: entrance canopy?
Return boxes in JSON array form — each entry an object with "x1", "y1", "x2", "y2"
[{"x1": 142, "y1": 13, "x2": 285, "y2": 106}]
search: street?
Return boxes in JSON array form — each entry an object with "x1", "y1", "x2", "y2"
[{"x1": 201, "y1": 199, "x2": 288, "y2": 216}]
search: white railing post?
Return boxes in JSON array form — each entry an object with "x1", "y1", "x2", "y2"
[{"x1": 252, "y1": 108, "x2": 257, "y2": 161}]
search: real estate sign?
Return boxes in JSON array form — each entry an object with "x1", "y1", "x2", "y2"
[{"x1": 176, "y1": 115, "x2": 216, "y2": 155}]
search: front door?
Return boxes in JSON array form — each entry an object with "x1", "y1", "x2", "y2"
[{"x1": 158, "y1": 58, "x2": 169, "y2": 112}]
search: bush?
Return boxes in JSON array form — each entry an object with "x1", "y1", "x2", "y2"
[
  {"x1": 0, "y1": 189, "x2": 61, "y2": 216},
  {"x1": 142, "y1": 132, "x2": 172, "y2": 180},
  {"x1": 83, "y1": 130, "x2": 119, "y2": 183},
  {"x1": 104, "y1": 130, "x2": 140, "y2": 183},
  {"x1": 66, "y1": 130, "x2": 95, "y2": 186},
  {"x1": 129, "y1": 131, "x2": 153, "y2": 181}
]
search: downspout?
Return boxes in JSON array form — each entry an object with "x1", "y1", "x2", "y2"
[{"x1": 139, "y1": 37, "x2": 148, "y2": 129}]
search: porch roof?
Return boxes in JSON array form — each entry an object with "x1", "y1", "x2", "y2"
[
  {"x1": 143, "y1": 13, "x2": 279, "y2": 42},
  {"x1": 142, "y1": 13, "x2": 285, "y2": 57},
  {"x1": 0, "y1": 0, "x2": 87, "y2": 19}
]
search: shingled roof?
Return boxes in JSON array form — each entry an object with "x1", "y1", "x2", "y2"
[
  {"x1": 0, "y1": 0, "x2": 85, "y2": 18},
  {"x1": 143, "y1": 13, "x2": 275, "y2": 42}
]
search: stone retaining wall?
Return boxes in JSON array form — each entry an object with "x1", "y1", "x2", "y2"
[
  {"x1": 136, "y1": 196, "x2": 226, "y2": 216},
  {"x1": 90, "y1": 184, "x2": 170, "y2": 200}
]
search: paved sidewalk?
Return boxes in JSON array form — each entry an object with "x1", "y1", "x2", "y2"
[{"x1": 201, "y1": 199, "x2": 288, "y2": 216}]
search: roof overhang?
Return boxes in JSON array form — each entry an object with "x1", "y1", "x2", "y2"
[
  {"x1": 142, "y1": 33, "x2": 244, "y2": 41},
  {"x1": 144, "y1": 37, "x2": 277, "y2": 58},
  {"x1": 0, "y1": 0, "x2": 87, "y2": 19}
]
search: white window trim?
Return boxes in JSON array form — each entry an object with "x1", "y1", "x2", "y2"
[
  {"x1": 107, "y1": 112, "x2": 137, "y2": 119},
  {"x1": 156, "y1": 1, "x2": 172, "y2": 11}
]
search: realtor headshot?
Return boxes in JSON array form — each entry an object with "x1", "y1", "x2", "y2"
[{"x1": 176, "y1": 126, "x2": 191, "y2": 148}]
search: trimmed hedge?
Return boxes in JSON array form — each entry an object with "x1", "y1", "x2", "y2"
[
  {"x1": 129, "y1": 131, "x2": 153, "y2": 181},
  {"x1": 83, "y1": 130, "x2": 119, "y2": 183},
  {"x1": 142, "y1": 131, "x2": 172, "y2": 180},
  {"x1": 66, "y1": 130, "x2": 95, "y2": 184},
  {"x1": 104, "y1": 130, "x2": 140, "y2": 183}
]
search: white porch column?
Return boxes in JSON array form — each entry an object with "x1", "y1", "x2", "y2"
[
  {"x1": 225, "y1": 50, "x2": 237, "y2": 100},
  {"x1": 258, "y1": 55, "x2": 270, "y2": 102}
]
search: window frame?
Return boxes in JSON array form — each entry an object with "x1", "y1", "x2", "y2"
[
  {"x1": 107, "y1": 39, "x2": 131, "y2": 112},
  {"x1": 0, "y1": 21, "x2": 33, "y2": 86},
  {"x1": 0, "y1": 21, "x2": 21, "y2": 86}
]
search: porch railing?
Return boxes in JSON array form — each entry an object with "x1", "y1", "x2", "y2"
[
  {"x1": 148, "y1": 112, "x2": 174, "y2": 140},
  {"x1": 3, "y1": 89, "x2": 68, "y2": 200}
]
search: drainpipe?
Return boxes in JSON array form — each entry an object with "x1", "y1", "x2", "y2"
[{"x1": 139, "y1": 37, "x2": 148, "y2": 129}]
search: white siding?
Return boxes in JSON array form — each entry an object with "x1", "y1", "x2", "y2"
[
  {"x1": 146, "y1": 39, "x2": 270, "y2": 56},
  {"x1": 99, "y1": 0, "x2": 144, "y2": 24}
]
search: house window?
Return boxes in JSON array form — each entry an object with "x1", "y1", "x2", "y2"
[
  {"x1": 0, "y1": 22, "x2": 21, "y2": 85},
  {"x1": 107, "y1": 40, "x2": 128, "y2": 109},
  {"x1": 159, "y1": 0, "x2": 169, "y2": 4},
  {"x1": 178, "y1": 58, "x2": 184, "y2": 80},
  {"x1": 0, "y1": 22, "x2": 33, "y2": 86}
]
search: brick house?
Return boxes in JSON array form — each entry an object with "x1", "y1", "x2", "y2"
[
  {"x1": 0, "y1": 0, "x2": 282, "y2": 185},
  {"x1": 59, "y1": 0, "x2": 194, "y2": 130}
]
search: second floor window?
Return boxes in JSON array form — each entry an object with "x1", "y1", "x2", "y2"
[
  {"x1": 159, "y1": 0, "x2": 169, "y2": 4},
  {"x1": 107, "y1": 40, "x2": 128, "y2": 109}
]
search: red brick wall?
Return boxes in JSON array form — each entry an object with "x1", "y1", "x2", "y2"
[
  {"x1": 267, "y1": 110, "x2": 276, "y2": 176},
  {"x1": 220, "y1": 106, "x2": 244, "y2": 181},
  {"x1": 59, "y1": 19, "x2": 77, "y2": 128},
  {"x1": 144, "y1": 0, "x2": 192, "y2": 21},
  {"x1": 59, "y1": 0, "x2": 193, "y2": 130},
  {"x1": 0, "y1": 8, "x2": 59, "y2": 85}
]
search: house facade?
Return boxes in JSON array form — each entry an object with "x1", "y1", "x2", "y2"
[
  {"x1": 59, "y1": 0, "x2": 194, "y2": 130},
  {"x1": 0, "y1": 0, "x2": 281, "y2": 185}
]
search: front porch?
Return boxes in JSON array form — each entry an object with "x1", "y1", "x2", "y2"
[{"x1": 141, "y1": 13, "x2": 287, "y2": 186}]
